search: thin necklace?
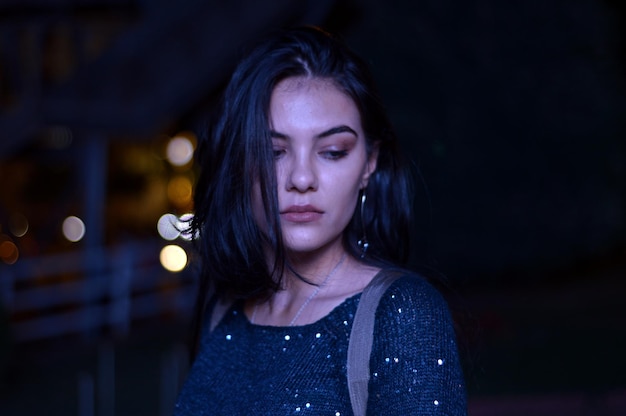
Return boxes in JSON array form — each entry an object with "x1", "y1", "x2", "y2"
[{"x1": 251, "y1": 253, "x2": 347, "y2": 326}]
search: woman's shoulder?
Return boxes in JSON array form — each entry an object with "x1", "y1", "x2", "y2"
[
  {"x1": 377, "y1": 268, "x2": 448, "y2": 302},
  {"x1": 373, "y1": 269, "x2": 454, "y2": 325},
  {"x1": 367, "y1": 269, "x2": 468, "y2": 415},
  {"x1": 369, "y1": 269, "x2": 461, "y2": 361}
]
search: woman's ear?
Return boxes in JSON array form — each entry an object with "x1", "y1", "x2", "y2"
[{"x1": 360, "y1": 143, "x2": 380, "y2": 189}]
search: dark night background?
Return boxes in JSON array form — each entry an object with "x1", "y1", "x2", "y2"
[{"x1": 1, "y1": 0, "x2": 625, "y2": 415}]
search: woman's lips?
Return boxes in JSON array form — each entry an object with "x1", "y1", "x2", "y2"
[{"x1": 281, "y1": 205, "x2": 323, "y2": 223}]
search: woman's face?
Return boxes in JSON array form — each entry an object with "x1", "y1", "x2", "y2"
[{"x1": 255, "y1": 76, "x2": 377, "y2": 255}]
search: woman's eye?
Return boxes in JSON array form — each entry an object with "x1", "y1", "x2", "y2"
[
  {"x1": 273, "y1": 148, "x2": 285, "y2": 158},
  {"x1": 322, "y1": 150, "x2": 348, "y2": 160}
]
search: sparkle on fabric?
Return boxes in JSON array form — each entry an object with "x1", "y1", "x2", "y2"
[{"x1": 174, "y1": 274, "x2": 468, "y2": 415}]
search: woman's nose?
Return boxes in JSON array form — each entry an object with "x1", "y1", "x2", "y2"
[{"x1": 286, "y1": 155, "x2": 317, "y2": 192}]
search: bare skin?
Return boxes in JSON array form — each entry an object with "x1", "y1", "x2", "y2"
[{"x1": 246, "y1": 76, "x2": 380, "y2": 326}]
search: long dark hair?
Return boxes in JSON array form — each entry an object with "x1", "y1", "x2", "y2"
[{"x1": 191, "y1": 26, "x2": 413, "y2": 334}]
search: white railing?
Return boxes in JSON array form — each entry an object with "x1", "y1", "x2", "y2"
[{"x1": 0, "y1": 240, "x2": 196, "y2": 343}]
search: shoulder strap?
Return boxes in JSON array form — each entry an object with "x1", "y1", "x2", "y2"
[{"x1": 347, "y1": 269, "x2": 406, "y2": 416}]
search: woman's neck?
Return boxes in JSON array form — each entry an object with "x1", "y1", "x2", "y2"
[
  {"x1": 284, "y1": 247, "x2": 348, "y2": 285},
  {"x1": 248, "y1": 247, "x2": 380, "y2": 326}
]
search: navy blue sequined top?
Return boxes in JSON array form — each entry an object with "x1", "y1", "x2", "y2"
[{"x1": 174, "y1": 275, "x2": 467, "y2": 415}]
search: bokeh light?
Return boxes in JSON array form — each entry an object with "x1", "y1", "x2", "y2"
[
  {"x1": 167, "y1": 175, "x2": 193, "y2": 207},
  {"x1": 157, "y1": 213, "x2": 180, "y2": 240},
  {"x1": 62, "y1": 216, "x2": 86, "y2": 242},
  {"x1": 159, "y1": 244, "x2": 188, "y2": 272},
  {"x1": 43, "y1": 125, "x2": 73, "y2": 149},
  {"x1": 9, "y1": 212, "x2": 29, "y2": 237},
  {"x1": 177, "y1": 213, "x2": 195, "y2": 240},
  {"x1": 166, "y1": 135, "x2": 194, "y2": 166},
  {"x1": 0, "y1": 238, "x2": 19, "y2": 265}
]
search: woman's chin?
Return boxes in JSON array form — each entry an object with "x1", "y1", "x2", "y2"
[{"x1": 282, "y1": 235, "x2": 343, "y2": 256}]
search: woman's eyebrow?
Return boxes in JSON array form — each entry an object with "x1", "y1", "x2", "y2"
[
  {"x1": 316, "y1": 125, "x2": 358, "y2": 139},
  {"x1": 270, "y1": 130, "x2": 287, "y2": 139},
  {"x1": 269, "y1": 125, "x2": 358, "y2": 140}
]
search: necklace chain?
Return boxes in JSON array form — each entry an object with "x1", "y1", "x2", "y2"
[{"x1": 251, "y1": 253, "x2": 347, "y2": 326}]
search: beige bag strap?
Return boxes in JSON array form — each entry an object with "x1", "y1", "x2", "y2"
[{"x1": 347, "y1": 269, "x2": 406, "y2": 416}]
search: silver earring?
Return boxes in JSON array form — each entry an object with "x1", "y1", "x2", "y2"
[{"x1": 357, "y1": 192, "x2": 369, "y2": 258}]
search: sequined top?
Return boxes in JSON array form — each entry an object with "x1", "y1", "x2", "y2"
[{"x1": 174, "y1": 274, "x2": 467, "y2": 415}]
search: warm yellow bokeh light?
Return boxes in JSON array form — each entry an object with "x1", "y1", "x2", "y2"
[
  {"x1": 167, "y1": 176, "x2": 193, "y2": 206},
  {"x1": 62, "y1": 216, "x2": 86, "y2": 242},
  {"x1": 160, "y1": 244, "x2": 188, "y2": 272},
  {"x1": 0, "y1": 240, "x2": 19, "y2": 264}
]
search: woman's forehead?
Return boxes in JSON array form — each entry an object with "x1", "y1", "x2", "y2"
[
  {"x1": 268, "y1": 80, "x2": 362, "y2": 137},
  {"x1": 273, "y1": 76, "x2": 337, "y2": 93}
]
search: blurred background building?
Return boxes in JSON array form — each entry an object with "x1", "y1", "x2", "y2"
[{"x1": 0, "y1": 0, "x2": 625, "y2": 415}]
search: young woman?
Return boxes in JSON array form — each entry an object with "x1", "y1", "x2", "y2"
[{"x1": 174, "y1": 26, "x2": 467, "y2": 415}]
